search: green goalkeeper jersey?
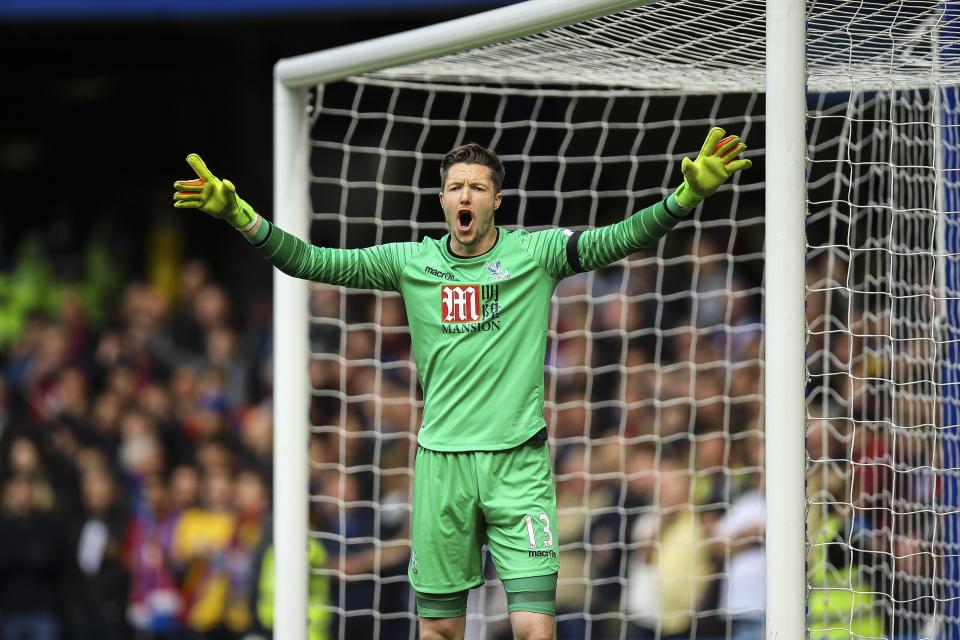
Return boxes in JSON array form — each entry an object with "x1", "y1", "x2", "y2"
[{"x1": 248, "y1": 195, "x2": 689, "y2": 451}]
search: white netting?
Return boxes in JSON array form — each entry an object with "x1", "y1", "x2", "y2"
[
  {"x1": 803, "y1": 3, "x2": 960, "y2": 637},
  {"x1": 805, "y1": 87, "x2": 957, "y2": 636},
  {"x1": 293, "y1": 0, "x2": 960, "y2": 638},
  {"x1": 371, "y1": 0, "x2": 960, "y2": 93},
  {"x1": 307, "y1": 82, "x2": 764, "y2": 638}
]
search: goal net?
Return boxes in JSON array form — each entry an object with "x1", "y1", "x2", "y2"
[{"x1": 281, "y1": 0, "x2": 960, "y2": 638}]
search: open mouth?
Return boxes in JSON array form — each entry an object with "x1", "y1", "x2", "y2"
[{"x1": 457, "y1": 209, "x2": 473, "y2": 232}]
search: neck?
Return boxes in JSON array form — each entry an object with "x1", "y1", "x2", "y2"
[{"x1": 450, "y1": 228, "x2": 497, "y2": 257}]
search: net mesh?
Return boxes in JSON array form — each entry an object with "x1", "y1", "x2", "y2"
[
  {"x1": 296, "y1": 0, "x2": 960, "y2": 637},
  {"x1": 372, "y1": 0, "x2": 960, "y2": 93},
  {"x1": 307, "y1": 82, "x2": 764, "y2": 638},
  {"x1": 805, "y1": 87, "x2": 957, "y2": 636}
]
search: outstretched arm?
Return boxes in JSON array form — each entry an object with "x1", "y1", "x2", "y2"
[
  {"x1": 172, "y1": 154, "x2": 417, "y2": 291},
  {"x1": 576, "y1": 127, "x2": 751, "y2": 271}
]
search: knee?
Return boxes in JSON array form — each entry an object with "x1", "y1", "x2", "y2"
[
  {"x1": 510, "y1": 613, "x2": 556, "y2": 640},
  {"x1": 513, "y1": 628, "x2": 555, "y2": 640},
  {"x1": 416, "y1": 589, "x2": 467, "y2": 639},
  {"x1": 419, "y1": 618, "x2": 464, "y2": 640}
]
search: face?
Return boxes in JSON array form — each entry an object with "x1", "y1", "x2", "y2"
[
  {"x1": 4, "y1": 476, "x2": 34, "y2": 516},
  {"x1": 170, "y1": 465, "x2": 200, "y2": 510},
  {"x1": 439, "y1": 162, "x2": 501, "y2": 256}
]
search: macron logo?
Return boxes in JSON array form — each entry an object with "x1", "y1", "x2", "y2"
[{"x1": 425, "y1": 266, "x2": 455, "y2": 281}]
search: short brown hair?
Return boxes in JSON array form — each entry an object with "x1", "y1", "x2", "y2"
[{"x1": 440, "y1": 143, "x2": 505, "y2": 192}]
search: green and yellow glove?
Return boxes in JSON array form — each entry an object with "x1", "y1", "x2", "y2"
[
  {"x1": 173, "y1": 154, "x2": 258, "y2": 230},
  {"x1": 674, "y1": 127, "x2": 752, "y2": 210}
]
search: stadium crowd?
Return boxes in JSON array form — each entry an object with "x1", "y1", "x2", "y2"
[
  {"x1": 0, "y1": 219, "x2": 771, "y2": 640},
  {"x1": 0, "y1": 222, "x2": 279, "y2": 640},
  {"x1": 2, "y1": 215, "x2": 918, "y2": 639}
]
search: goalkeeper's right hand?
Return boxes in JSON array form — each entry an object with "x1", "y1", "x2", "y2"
[{"x1": 173, "y1": 154, "x2": 258, "y2": 230}]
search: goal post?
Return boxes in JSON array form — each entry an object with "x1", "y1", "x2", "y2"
[
  {"x1": 943, "y1": 80, "x2": 960, "y2": 639},
  {"x1": 763, "y1": 0, "x2": 806, "y2": 636},
  {"x1": 271, "y1": 0, "x2": 960, "y2": 638},
  {"x1": 942, "y1": 6, "x2": 960, "y2": 629},
  {"x1": 272, "y1": 77, "x2": 310, "y2": 640},
  {"x1": 274, "y1": 0, "x2": 649, "y2": 87}
]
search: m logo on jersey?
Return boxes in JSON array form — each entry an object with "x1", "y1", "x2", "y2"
[
  {"x1": 441, "y1": 285, "x2": 481, "y2": 323},
  {"x1": 439, "y1": 285, "x2": 502, "y2": 333}
]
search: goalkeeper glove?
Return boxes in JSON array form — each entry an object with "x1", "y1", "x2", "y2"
[
  {"x1": 673, "y1": 127, "x2": 752, "y2": 210},
  {"x1": 172, "y1": 154, "x2": 258, "y2": 230}
]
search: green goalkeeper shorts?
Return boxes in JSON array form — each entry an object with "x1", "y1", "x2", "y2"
[{"x1": 408, "y1": 438, "x2": 560, "y2": 595}]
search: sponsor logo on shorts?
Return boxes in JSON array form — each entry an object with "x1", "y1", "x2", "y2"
[{"x1": 528, "y1": 550, "x2": 558, "y2": 558}]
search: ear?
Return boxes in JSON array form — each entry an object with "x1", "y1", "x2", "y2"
[
  {"x1": 494, "y1": 192, "x2": 502, "y2": 210},
  {"x1": 438, "y1": 190, "x2": 444, "y2": 207}
]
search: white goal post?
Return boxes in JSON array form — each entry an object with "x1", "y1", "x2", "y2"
[
  {"x1": 763, "y1": 0, "x2": 806, "y2": 635},
  {"x1": 271, "y1": 0, "x2": 960, "y2": 638}
]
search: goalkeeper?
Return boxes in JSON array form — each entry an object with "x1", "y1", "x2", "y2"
[{"x1": 173, "y1": 128, "x2": 750, "y2": 640}]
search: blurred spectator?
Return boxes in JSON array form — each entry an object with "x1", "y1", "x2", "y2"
[
  {"x1": 168, "y1": 464, "x2": 201, "y2": 512},
  {"x1": 692, "y1": 429, "x2": 728, "y2": 508},
  {"x1": 0, "y1": 473, "x2": 67, "y2": 640},
  {"x1": 164, "y1": 464, "x2": 264, "y2": 639},
  {"x1": 64, "y1": 466, "x2": 130, "y2": 640},
  {"x1": 2, "y1": 434, "x2": 56, "y2": 509},
  {"x1": 880, "y1": 519, "x2": 938, "y2": 638},
  {"x1": 236, "y1": 406, "x2": 272, "y2": 478},
  {"x1": 248, "y1": 515, "x2": 331, "y2": 640},
  {"x1": 223, "y1": 468, "x2": 270, "y2": 634},
  {"x1": 171, "y1": 467, "x2": 238, "y2": 637},
  {"x1": 89, "y1": 391, "x2": 124, "y2": 459},
  {"x1": 709, "y1": 435, "x2": 765, "y2": 640},
  {"x1": 626, "y1": 452, "x2": 712, "y2": 639},
  {"x1": 321, "y1": 466, "x2": 411, "y2": 639},
  {"x1": 723, "y1": 277, "x2": 762, "y2": 363},
  {"x1": 5, "y1": 432, "x2": 44, "y2": 476},
  {"x1": 554, "y1": 445, "x2": 606, "y2": 639},
  {"x1": 588, "y1": 442, "x2": 656, "y2": 638},
  {"x1": 553, "y1": 385, "x2": 589, "y2": 443},
  {"x1": 126, "y1": 473, "x2": 182, "y2": 639},
  {"x1": 807, "y1": 501, "x2": 884, "y2": 639},
  {"x1": 692, "y1": 235, "x2": 728, "y2": 331},
  {"x1": 118, "y1": 407, "x2": 167, "y2": 488}
]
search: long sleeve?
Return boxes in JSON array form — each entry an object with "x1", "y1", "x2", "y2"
[
  {"x1": 517, "y1": 193, "x2": 691, "y2": 280},
  {"x1": 576, "y1": 193, "x2": 689, "y2": 272},
  {"x1": 247, "y1": 219, "x2": 420, "y2": 292}
]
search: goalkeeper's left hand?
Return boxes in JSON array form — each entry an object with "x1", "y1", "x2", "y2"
[
  {"x1": 172, "y1": 154, "x2": 258, "y2": 230},
  {"x1": 674, "y1": 127, "x2": 752, "y2": 209}
]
